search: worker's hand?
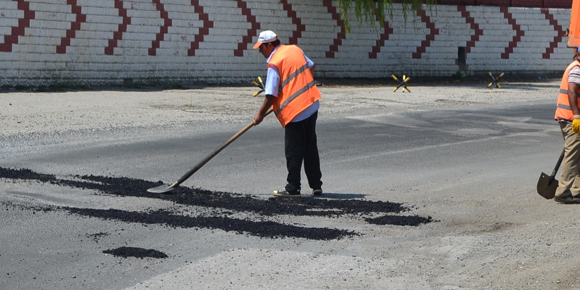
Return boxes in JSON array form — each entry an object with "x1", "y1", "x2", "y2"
[
  {"x1": 254, "y1": 112, "x2": 264, "y2": 126},
  {"x1": 573, "y1": 115, "x2": 580, "y2": 134}
]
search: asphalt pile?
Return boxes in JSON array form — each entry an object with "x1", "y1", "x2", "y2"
[
  {"x1": 0, "y1": 167, "x2": 434, "y2": 241},
  {"x1": 102, "y1": 247, "x2": 168, "y2": 259}
]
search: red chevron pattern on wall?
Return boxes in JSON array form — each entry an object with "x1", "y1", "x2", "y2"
[
  {"x1": 412, "y1": 8, "x2": 439, "y2": 59},
  {"x1": 541, "y1": 8, "x2": 566, "y2": 59},
  {"x1": 234, "y1": 0, "x2": 259, "y2": 57},
  {"x1": 1, "y1": 0, "x2": 35, "y2": 52},
  {"x1": 104, "y1": 0, "x2": 130, "y2": 55},
  {"x1": 56, "y1": 0, "x2": 86, "y2": 54},
  {"x1": 368, "y1": 7, "x2": 393, "y2": 59},
  {"x1": 323, "y1": 0, "x2": 346, "y2": 58},
  {"x1": 148, "y1": 0, "x2": 171, "y2": 56},
  {"x1": 433, "y1": 0, "x2": 571, "y2": 7},
  {"x1": 280, "y1": 0, "x2": 304, "y2": 45},
  {"x1": 457, "y1": 5, "x2": 483, "y2": 53},
  {"x1": 188, "y1": 0, "x2": 213, "y2": 57},
  {"x1": 500, "y1": 6, "x2": 525, "y2": 59}
]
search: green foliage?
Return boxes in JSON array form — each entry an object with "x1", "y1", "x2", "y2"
[
  {"x1": 336, "y1": 0, "x2": 436, "y2": 34},
  {"x1": 452, "y1": 71, "x2": 464, "y2": 82}
]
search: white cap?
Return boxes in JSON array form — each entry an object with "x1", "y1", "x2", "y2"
[{"x1": 253, "y1": 30, "x2": 278, "y2": 49}]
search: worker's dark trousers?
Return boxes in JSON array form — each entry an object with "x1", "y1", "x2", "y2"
[{"x1": 284, "y1": 111, "x2": 323, "y2": 193}]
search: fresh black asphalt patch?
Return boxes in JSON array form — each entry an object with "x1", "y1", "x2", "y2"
[
  {"x1": 1, "y1": 167, "x2": 435, "y2": 242},
  {"x1": 103, "y1": 247, "x2": 168, "y2": 259}
]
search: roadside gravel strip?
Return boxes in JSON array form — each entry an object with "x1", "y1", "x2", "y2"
[
  {"x1": 0, "y1": 82, "x2": 557, "y2": 138},
  {"x1": 1, "y1": 80, "x2": 573, "y2": 289}
]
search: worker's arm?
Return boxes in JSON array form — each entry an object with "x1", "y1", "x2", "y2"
[
  {"x1": 569, "y1": 82, "x2": 580, "y2": 134},
  {"x1": 303, "y1": 53, "x2": 315, "y2": 77},
  {"x1": 254, "y1": 95, "x2": 275, "y2": 125},
  {"x1": 254, "y1": 65, "x2": 280, "y2": 125},
  {"x1": 569, "y1": 82, "x2": 580, "y2": 116}
]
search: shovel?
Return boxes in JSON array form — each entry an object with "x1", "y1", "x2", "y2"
[
  {"x1": 536, "y1": 148, "x2": 565, "y2": 199},
  {"x1": 147, "y1": 108, "x2": 273, "y2": 194}
]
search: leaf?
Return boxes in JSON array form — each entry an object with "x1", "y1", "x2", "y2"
[{"x1": 336, "y1": 0, "x2": 436, "y2": 34}]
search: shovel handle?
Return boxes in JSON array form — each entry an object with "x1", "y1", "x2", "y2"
[
  {"x1": 547, "y1": 148, "x2": 566, "y2": 186},
  {"x1": 550, "y1": 148, "x2": 565, "y2": 179},
  {"x1": 173, "y1": 108, "x2": 274, "y2": 186}
]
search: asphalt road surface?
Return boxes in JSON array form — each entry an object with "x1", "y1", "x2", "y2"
[{"x1": 1, "y1": 82, "x2": 577, "y2": 289}]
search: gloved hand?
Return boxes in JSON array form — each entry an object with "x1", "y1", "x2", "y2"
[{"x1": 573, "y1": 115, "x2": 580, "y2": 134}]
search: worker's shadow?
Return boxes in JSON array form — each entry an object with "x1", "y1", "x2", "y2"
[{"x1": 313, "y1": 192, "x2": 366, "y2": 199}]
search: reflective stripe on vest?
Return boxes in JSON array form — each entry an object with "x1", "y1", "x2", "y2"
[
  {"x1": 267, "y1": 45, "x2": 322, "y2": 127},
  {"x1": 275, "y1": 79, "x2": 317, "y2": 115},
  {"x1": 555, "y1": 60, "x2": 580, "y2": 121},
  {"x1": 281, "y1": 63, "x2": 310, "y2": 89}
]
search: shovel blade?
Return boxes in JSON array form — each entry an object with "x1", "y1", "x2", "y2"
[
  {"x1": 537, "y1": 172, "x2": 558, "y2": 199},
  {"x1": 147, "y1": 184, "x2": 176, "y2": 194}
]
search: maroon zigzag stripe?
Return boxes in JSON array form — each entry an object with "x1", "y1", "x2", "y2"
[
  {"x1": 369, "y1": 7, "x2": 393, "y2": 59},
  {"x1": 234, "y1": 0, "x2": 259, "y2": 57},
  {"x1": 105, "y1": 0, "x2": 131, "y2": 55},
  {"x1": 412, "y1": 8, "x2": 439, "y2": 59},
  {"x1": 188, "y1": 0, "x2": 213, "y2": 57},
  {"x1": 500, "y1": 6, "x2": 524, "y2": 59},
  {"x1": 280, "y1": 0, "x2": 304, "y2": 45},
  {"x1": 323, "y1": 0, "x2": 345, "y2": 59},
  {"x1": 541, "y1": 8, "x2": 565, "y2": 60},
  {"x1": 56, "y1": 0, "x2": 87, "y2": 54},
  {"x1": 457, "y1": 5, "x2": 482, "y2": 53},
  {"x1": 148, "y1": 0, "x2": 172, "y2": 56},
  {"x1": 0, "y1": 0, "x2": 35, "y2": 52}
]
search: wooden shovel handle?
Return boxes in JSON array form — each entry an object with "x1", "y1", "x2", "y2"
[
  {"x1": 550, "y1": 148, "x2": 565, "y2": 180},
  {"x1": 174, "y1": 108, "x2": 274, "y2": 186}
]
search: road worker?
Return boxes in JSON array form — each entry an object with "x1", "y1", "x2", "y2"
[
  {"x1": 554, "y1": 48, "x2": 580, "y2": 204},
  {"x1": 252, "y1": 30, "x2": 323, "y2": 197}
]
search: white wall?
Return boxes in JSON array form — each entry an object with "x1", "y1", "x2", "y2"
[{"x1": 0, "y1": 0, "x2": 572, "y2": 86}]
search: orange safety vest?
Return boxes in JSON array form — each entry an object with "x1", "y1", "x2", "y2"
[
  {"x1": 267, "y1": 45, "x2": 322, "y2": 127},
  {"x1": 555, "y1": 60, "x2": 580, "y2": 121}
]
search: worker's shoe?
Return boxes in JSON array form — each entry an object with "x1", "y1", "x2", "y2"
[
  {"x1": 554, "y1": 195, "x2": 580, "y2": 204},
  {"x1": 272, "y1": 189, "x2": 300, "y2": 197},
  {"x1": 312, "y1": 188, "x2": 323, "y2": 196}
]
